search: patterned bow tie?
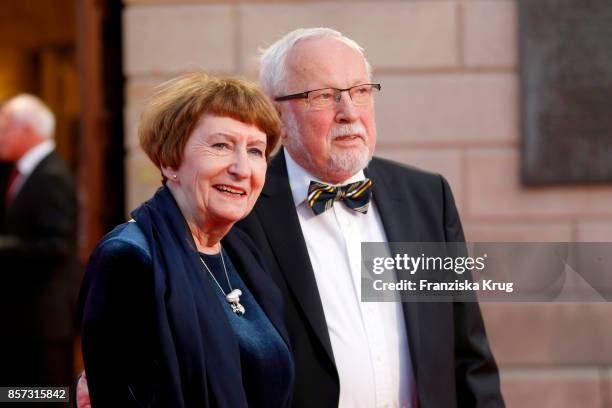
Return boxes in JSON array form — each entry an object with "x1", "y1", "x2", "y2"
[{"x1": 307, "y1": 179, "x2": 373, "y2": 215}]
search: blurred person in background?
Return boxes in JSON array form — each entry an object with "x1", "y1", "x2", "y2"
[{"x1": 0, "y1": 94, "x2": 78, "y2": 394}]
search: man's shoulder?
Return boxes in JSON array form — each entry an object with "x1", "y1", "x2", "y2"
[
  {"x1": 369, "y1": 156, "x2": 446, "y2": 187},
  {"x1": 27, "y1": 151, "x2": 75, "y2": 194},
  {"x1": 35, "y1": 150, "x2": 73, "y2": 178}
]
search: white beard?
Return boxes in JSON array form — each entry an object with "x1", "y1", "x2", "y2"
[{"x1": 283, "y1": 110, "x2": 371, "y2": 179}]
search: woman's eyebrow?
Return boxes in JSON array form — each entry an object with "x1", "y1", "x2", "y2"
[{"x1": 249, "y1": 139, "x2": 267, "y2": 146}]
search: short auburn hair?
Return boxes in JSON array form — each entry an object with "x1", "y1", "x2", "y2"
[{"x1": 139, "y1": 71, "x2": 281, "y2": 173}]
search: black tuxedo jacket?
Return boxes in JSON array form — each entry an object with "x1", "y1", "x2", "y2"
[
  {"x1": 237, "y1": 150, "x2": 504, "y2": 408},
  {"x1": 0, "y1": 161, "x2": 11, "y2": 220},
  {"x1": 0, "y1": 151, "x2": 78, "y2": 342}
]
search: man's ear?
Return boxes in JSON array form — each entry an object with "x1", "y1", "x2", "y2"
[
  {"x1": 274, "y1": 101, "x2": 282, "y2": 117},
  {"x1": 279, "y1": 123, "x2": 289, "y2": 143},
  {"x1": 275, "y1": 104, "x2": 288, "y2": 143}
]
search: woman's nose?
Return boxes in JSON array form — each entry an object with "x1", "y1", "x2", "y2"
[{"x1": 228, "y1": 150, "x2": 250, "y2": 179}]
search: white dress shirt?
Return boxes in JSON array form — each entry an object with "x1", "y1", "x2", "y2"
[
  {"x1": 285, "y1": 151, "x2": 417, "y2": 408},
  {"x1": 10, "y1": 140, "x2": 55, "y2": 197}
]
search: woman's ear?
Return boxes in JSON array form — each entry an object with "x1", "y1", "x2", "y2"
[{"x1": 161, "y1": 165, "x2": 179, "y2": 182}]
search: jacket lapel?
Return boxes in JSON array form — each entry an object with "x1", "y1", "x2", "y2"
[
  {"x1": 3, "y1": 153, "x2": 52, "y2": 225},
  {"x1": 365, "y1": 160, "x2": 425, "y2": 393},
  {"x1": 254, "y1": 151, "x2": 336, "y2": 363},
  {"x1": 222, "y1": 229, "x2": 291, "y2": 345},
  {"x1": 5, "y1": 153, "x2": 48, "y2": 210}
]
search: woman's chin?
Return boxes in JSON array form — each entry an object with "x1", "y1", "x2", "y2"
[{"x1": 209, "y1": 208, "x2": 250, "y2": 227}]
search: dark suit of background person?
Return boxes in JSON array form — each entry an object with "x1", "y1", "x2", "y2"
[
  {"x1": 0, "y1": 160, "x2": 10, "y2": 217},
  {"x1": 238, "y1": 150, "x2": 502, "y2": 408},
  {"x1": 0, "y1": 97, "x2": 78, "y2": 393}
]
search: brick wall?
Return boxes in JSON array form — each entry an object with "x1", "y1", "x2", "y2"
[{"x1": 122, "y1": 1, "x2": 612, "y2": 406}]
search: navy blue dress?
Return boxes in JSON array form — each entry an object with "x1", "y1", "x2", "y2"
[
  {"x1": 201, "y1": 251, "x2": 294, "y2": 407},
  {"x1": 80, "y1": 221, "x2": 295, "y2": 407}
]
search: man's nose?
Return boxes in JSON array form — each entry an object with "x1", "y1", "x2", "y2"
[{"x1": 334, "y1": 91, "x2": 359, "y2": 123}]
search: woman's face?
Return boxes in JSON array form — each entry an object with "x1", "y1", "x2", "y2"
[{"x1": 166, "y1": 114, "x2": 268, "y2": 228}]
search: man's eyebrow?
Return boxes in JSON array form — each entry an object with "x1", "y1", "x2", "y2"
[{"x1": 315, "y1": 80, "x2": 369, "y2": 89}]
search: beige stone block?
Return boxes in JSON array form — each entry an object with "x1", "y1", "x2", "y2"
[
  {"x1": 576, "y1": 221, "x2": 612, "y2": 242},
  {"x1": 125, "y1": 77, "x2": 169, "y2": 103},
  {"x1": 123, "y1": 4, "x2": 235, "y2": 76},
  {"x1": 465, "y1": 150, "x2": 612, "y2": 219},
  {"x1": 500, "y1": 371, "x2": 602, "y2": 408},
  {"x1": 125, "y1": 0, "x2": 317, "y2": 3},
  {"x1": 375, "y1": 148, "x2": 464, "y2": 212},
  {"x1": 124, "y1": 78, "x2": 170, "y2": 150},
  {"x1": 463, "y1": 223, "x2": 573, "y2": 242},
  {"x1": 125, "y1": 0, "x2": 231, "y2": 3},
  {"x1": 125, "y1": 150, "x2": 161, "y2": 213},
  {"x1": 463, "y1": 0, "x2": 518, "y2": 68},
  {"x1": 125, "y1": 105, "x2": 140, "y2": 152},
  {"x1": 374, "y1": 73, "x2": 518, "y2": 146},
  {"x1": 238, "y1": 1, "x2": 458, "y2": 74},
  {"x1": 480, "y1": 303, "x2": 612, "y2": 365},
  {"x1": 604, "y1": 369, "x2": 612, "y2": 408}
]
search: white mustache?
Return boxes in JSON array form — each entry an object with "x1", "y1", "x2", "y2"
[{"x1": 328, "y1": 122, "x2": 367, "y2": 141}]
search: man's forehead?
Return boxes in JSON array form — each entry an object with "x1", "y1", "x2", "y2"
[
  {"x1": 285, "y1": 37, "x2": 368, "y2": 89},
  {"x1": 288, "y1": 37, "x2": 362, "y2": 64}
]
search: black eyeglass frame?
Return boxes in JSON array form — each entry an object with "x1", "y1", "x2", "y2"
[{"x1": 274, "y1": 83, "x2": 382, "y2": 103}]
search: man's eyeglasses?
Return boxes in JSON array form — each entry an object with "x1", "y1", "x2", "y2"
[{"x1": 274, "y1": 83, "x2": 381, "y2": 109}]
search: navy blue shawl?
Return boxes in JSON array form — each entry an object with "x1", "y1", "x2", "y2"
[{"x1": 131, "y1": 186, "x2": 290, "y2": 407}]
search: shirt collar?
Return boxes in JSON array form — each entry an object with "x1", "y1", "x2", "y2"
[
  {"x1": 284, "y1": 149, "x2": 366, "y2": 207},
  {"x1": 16, "y1": 140, "x2": 55, "y2": 177}
]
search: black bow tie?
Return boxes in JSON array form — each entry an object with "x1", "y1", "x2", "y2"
[{"x1": 307, "y1": 179, "x2": 373, "y2": 215}]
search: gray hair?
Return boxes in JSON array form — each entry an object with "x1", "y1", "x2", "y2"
[
  {"x1": 259, "y1": 27, "x2": 373, "y2": 98},
  {"x1": 5, "y1": 94, "x2": 55, "y2": 138}
]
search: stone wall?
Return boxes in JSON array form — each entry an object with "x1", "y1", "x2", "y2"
[{"x1": 122, "y1": 1, "x2": 612, "y2": 406}]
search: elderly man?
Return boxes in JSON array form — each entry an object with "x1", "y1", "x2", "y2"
[
  {"x1": 0, "y1": 95, "x2": 78, "y2": 391},
  {"x1": 237, "y1": 28, "x2": 503, "y2": 407}
]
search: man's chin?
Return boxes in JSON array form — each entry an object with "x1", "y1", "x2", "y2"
[{"x1": 327, "y1": 149, "x2": 370, "y2": 177}]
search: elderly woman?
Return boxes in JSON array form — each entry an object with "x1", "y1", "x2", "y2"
[{"x1": 79, "y1": 72, "x2": 293, "y2": 407}]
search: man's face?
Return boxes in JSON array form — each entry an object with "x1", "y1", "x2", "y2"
[
  {"x1": 277, "y1": 36, "x2": 377, "y2": 184},
  {"x1": 0, "y1": 108, "x2": 21, "y2": 162}
]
